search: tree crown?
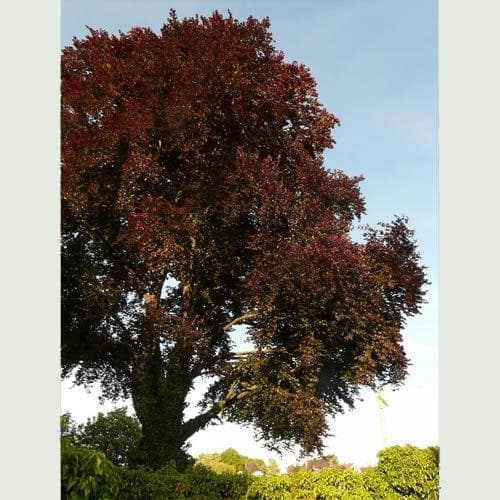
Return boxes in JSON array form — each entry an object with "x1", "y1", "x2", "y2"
[{"x1": 62, "y1": 11, "x2": 428, "y2": 456}]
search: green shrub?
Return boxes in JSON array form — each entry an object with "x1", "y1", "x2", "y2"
[
  {"x1": 247, "y1": 469, "x2": 373, "y2": 499},
  {"x1": 362, "y1": 468, "x2": 404, "y2": 499},
  {"x1": 246, "y1": 474, "x2": 294, "y2": 499},
  {"x1": 61, "y1": 445, "x2": 121, "y2": 499},
  {"x1": 247, "y1": 454, "x2": 439, "y2": 500},
  {"x1": 62, "y1": 443, "x2": 251, "y2": 499},
  {"x1": 290, "y1": 468, "x2": 373, "y2": 499},
  {"x1": 376, "y1": 445, "x2": 439, "y2": 499},
  {"x1": 118, "y1": 463, "x2": 181, "y2": 499},
  {"x1": 61, "y1": 440, "x2": 439, "y2": 499},
  {"x1": 428, "y1": 446, "x2": 439, "y2": 467},
  {"x1": 177, "y1": 464, "x2": 252, "y2": 499}
]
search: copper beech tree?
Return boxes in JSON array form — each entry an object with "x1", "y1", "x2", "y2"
[{"x1": 61, "y1": 12, "x2": 427, "y2": 469}]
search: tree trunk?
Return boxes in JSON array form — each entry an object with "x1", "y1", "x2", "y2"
[
  {"x1": 130, "y1": 293, "x2": 193, "y2": 470},
  {"x1": 130, "y1": 353, "x2": 192, "y2": 470}
]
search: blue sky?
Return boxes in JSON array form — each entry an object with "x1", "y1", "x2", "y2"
[{"x1": 61, "y1": 0, "x2": 437, "y2": 467}]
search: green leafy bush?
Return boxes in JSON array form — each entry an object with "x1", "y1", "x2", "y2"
[
  {"x1": 176, "y1": 464, "x2": 252, "y2": 499},
  {"x1": 362, "y1": 468, "x2": 404, "y2": 499},
  {"x1": 61, "y1": 445, "x2": 121, "y2": 499},
  {"x1": 248, "y1": 469, "x2": 374, "y2": 499},
  {"x1": 291, "y1": 469, "x2": 374, "y2": 499},
  {"x1": 376, "y1": 445, "x2": 439, "y2": 499},
  {"x1": 118, "y1": 463, "x2": 181, "y2": 499},
  {"x1": 246, "y1": 474, "x2": 294, "y2": 499},
  {"x1": 62, "y1": 443, "x2": 251, "y2": 499},
  {"x1": 121, "y1": 463, "x2": 251, "y2": 499},
  {"x1": 246, "y1": 448, "x2": 439, "y2": 500},
  {"x1": 61, "y1": 440, "x2": 439, "y2": 499},
  {"x1": 428, "y1": 446, "x2": 440, "y2": 467}
]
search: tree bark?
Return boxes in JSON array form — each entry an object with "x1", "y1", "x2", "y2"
[
  {"x1": 130, "y1": 351, "x2": 192, "y2": 470},
  {"x1": 129, "y1": 293, "x2": 193, "y2": 470}
]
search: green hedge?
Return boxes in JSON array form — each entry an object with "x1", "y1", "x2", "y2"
[
  {"x1": 246, "y1": 468, "x2": 391, "y2": 499},
  {"x1": 246, "y1": 445, "x2": 438, "y2": 499},
  {"x1": 61, "y1": 445, "x2": 252, "y2": 499},
  {"x1": 62, "y1": 444, "x2": 438, "y2": 499}
]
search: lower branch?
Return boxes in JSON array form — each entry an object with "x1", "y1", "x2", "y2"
[{"x1": 181, "y1": 382, "x2": 257, "y2": 439}]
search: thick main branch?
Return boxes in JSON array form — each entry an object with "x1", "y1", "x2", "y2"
[{"x1": 181, "y1": 382, "x2": 257, "y2": 439}]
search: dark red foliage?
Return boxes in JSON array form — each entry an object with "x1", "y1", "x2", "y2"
[{"x1": 61, "y1": 11, "x2": 428, "y2": 467}]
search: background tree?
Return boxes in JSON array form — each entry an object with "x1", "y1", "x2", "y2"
[
  {"x1": 61, "y1": 11, "x2": 428, "y2": 470},
  {"x1": 74, "y1": 407, "x2": 142, "y2": 467},
  {"x1": 60, "y1": 412, "x2": 78, "y2": 447},
  {"x1": 196, "y1": 452, "x2": 238, "y2": 475},
  {"x1": 195, "y1": 448, "x2": 279, "y2": 475},
  {"x1": 266, "y1": 458, "x2": 280, "y2": 476}
]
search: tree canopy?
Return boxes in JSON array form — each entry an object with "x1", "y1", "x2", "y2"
[{"x1": 61, "y1": 10, "x2": 427, "y2": 469}]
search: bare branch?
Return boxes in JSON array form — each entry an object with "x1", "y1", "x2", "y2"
[{"x1": 222, "y1": 312, "x2": 259, "y2": 331}]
